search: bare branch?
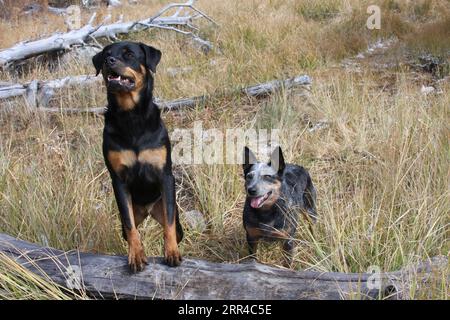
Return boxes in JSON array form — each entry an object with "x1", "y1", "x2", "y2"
[
  {"x1": 0, "y1": 0, "x2": 217, "y2": 67},
  {"x1": 0, "y1": 74, "x2": 311, "y2": 111}
]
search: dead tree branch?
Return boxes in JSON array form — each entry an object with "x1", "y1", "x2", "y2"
[
  {"x1": 0, "y1": 74, "x2": 311, "y2": 112},
  {"x1": 0, "y1": 0, "x2": 216, "y2": 67}
]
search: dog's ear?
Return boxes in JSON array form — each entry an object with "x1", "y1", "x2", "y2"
[
  {"x1": 269, "y1": 146, "x2": 285, "y2": 175},
  {"x1": 139, "y1": 43, "x2": 162, "y2": 73},
  {"x1": 92, "y1": 50, "x2": 105, "y2": 76},
  {"x1": 243, "y1": 146, "x2": 257, "y2": 175}
]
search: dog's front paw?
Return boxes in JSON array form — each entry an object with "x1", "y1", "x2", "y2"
[
  {"x1": 243, "y1": 255, "x2": 258, "y2": 264},
  {"x1": 164, "y1": 247, "x2": 182, "y2": 267},
  {"x1": 128, "y1": 245, "x2": 148, "y2": 273}
]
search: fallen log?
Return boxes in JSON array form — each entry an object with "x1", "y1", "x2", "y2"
[
  {"x1": 0, "y1": 74, "x2": 311, "y2": 112},
  {"x1": 154, "y1": 74, "x2": 312, "y2": 111},
  {"x1": 0, "y1": 0, "x2": 216, "y2": 67},
  {"x1": 0, "y1": 75, "x2": 100, "y2": 103},
  {"x1": 0, "y1": 233, "x2": 447, "y2": 300}
]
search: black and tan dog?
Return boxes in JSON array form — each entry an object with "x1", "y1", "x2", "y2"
[
  {"x1": 242, "y1": 146, "x2": 317, "y2": 263},
  {"x1": 92, "y1": 41, "x2": 183, "y2": 271}
]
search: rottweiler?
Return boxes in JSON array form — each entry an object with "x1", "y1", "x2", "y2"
[
  {"x1": 92, "y1": 41, "x2": 183, "y2": 271},
  {"x1": 242, "y1": 146, "x2": 317, "y2": 264}
]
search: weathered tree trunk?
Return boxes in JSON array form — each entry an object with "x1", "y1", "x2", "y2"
[
  {"x1": 0, "y1": 233, "x2": 446, "y2": 300},
  {"x1": 0, "y1": 74, "x2": 312, "y2": 112}
]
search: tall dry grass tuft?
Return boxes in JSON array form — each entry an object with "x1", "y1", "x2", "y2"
[
  {"x1": 0, "y1": 252, "x2": 88, "y2": 299},
  {"x1": 404, "y1": 16, "x2": 450, "y2": 59},
  {"x1": 283, "y1": 73, "x2": 449, "y2": 276}
]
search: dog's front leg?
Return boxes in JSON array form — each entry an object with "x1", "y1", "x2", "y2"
[
  {"x1": 112, "y1": 177, "x2": 148, "y2": 272},
  {"x1": 246, "y1": 234, "x2": 259, "y2": 257},
  {"x1": 282, "y1": 239, "x2": 295, "y2": 267},
  {"x1": 161, "y1": 173, "x2": 182, "y2": 267}
]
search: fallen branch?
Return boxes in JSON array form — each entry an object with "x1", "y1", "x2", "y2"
[
  {"x1": 0, "y1": 233, "x2": 446, "y2": 300},
  {"x1": 0, "y1": 13, "x2": 101, "y2": 68},
  {"x1": 156, "y1": 74, "x2": 312, "y2": 111},
  {"x1": 0, "y1": 75, "x2": 101, "y2": 108},
  {"x1": 0, "y1": 74, "x2": 311, "y2": 112},
  {"x1": 0, "y1": 0, "x2": 216, "y2": 67}
]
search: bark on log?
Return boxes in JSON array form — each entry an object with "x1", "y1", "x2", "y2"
[
  {"x1": 0, "y1": 233, "x2": 447, "y2": 300},
  {"x1": 0, "y1": 74, "x2": 311, "y2": 112}
]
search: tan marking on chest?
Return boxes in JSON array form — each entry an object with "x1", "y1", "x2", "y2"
[
  {"x1": 138, "y1": 146, "x2": 167, "y2": 170},
  {"x1": 107, "y1": 150, "x2": 137, "y2": 173}
]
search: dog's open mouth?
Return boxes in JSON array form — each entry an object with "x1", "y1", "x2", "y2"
[
  {"x1": 106, "y1": 72, "x2": 135, "y2": 90},
  {"x1": 250, "y1": 191, "x2": 272, "y2": 209}
]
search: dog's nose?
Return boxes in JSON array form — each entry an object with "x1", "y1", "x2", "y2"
[
  {"x1": 247, "y1": 187, "x2": 257, "y2": 196},
  {"x1": 106, "y1": 56, "x2": 117, "y2": 66}
]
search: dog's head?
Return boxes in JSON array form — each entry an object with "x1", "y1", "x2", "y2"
[
  {"x1": 243, "y1": 146, "x2": 285, "y2": 210},
  {"x1": 92, "y1": 41, "x2": 161, "y2": 109}
]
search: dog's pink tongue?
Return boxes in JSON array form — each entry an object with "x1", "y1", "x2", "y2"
[{"x1": 250, "y1": 196, "x2": 264, "y2": 208}]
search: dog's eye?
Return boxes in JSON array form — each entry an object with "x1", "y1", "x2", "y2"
[
  {"x1": 246, "y1": 173, "x2": 253, "y2": 180},
  {"x1": 125, "y1": 51, "x2": 134, "y2": 59},
  {"x1": 263, "y1": 175, "x2": 272, "y2": 179}
]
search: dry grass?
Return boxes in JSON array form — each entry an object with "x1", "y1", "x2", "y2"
[
  {"x1": 0, "y1": 252, "x2": 88, "y2": 299},
  {"x1": 0, "y1": 0, "x2": 449, "y2": 299}
]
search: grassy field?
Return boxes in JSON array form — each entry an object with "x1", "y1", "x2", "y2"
[{"x1": 0, "y1": 0, "x2": 449, "y2": 299}]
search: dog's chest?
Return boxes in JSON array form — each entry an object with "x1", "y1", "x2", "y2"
[
  {"x1": 258, "y1": 216, "x2": 286, "y2": 231},
  {"x1": 107, "y1": 146, "x2": 167, "y2": 177}
]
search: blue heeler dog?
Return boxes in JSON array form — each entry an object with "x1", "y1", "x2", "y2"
[{"x1": 242, "y1": 146, "x2": 317, "y2": 264}]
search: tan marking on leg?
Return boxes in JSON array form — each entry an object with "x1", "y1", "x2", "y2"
[
  {"x1": 267, "y1": 228, "x2": 289, "y2": 239},
  {"x1": 124, "y1": 197, "x2": 147, "y2": 272},
  {"x1": 247, "y1": 225, "x2": 288, "y2": 240},
  {"x1": 245, "y1": 226, "x2": 260, "y2": 256},
  {"x1": 246, "y1": 226, "x2": 263, "y2": 239},
  {"x1": 138, "y1": 146, "x2": 167, "y2": 170},
  {"x1": 107, "y1": 150, "x2": 136, "y2": 173},
  {"x1": 161, "y1": 193, "x2": 181, "y2": 267}
]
